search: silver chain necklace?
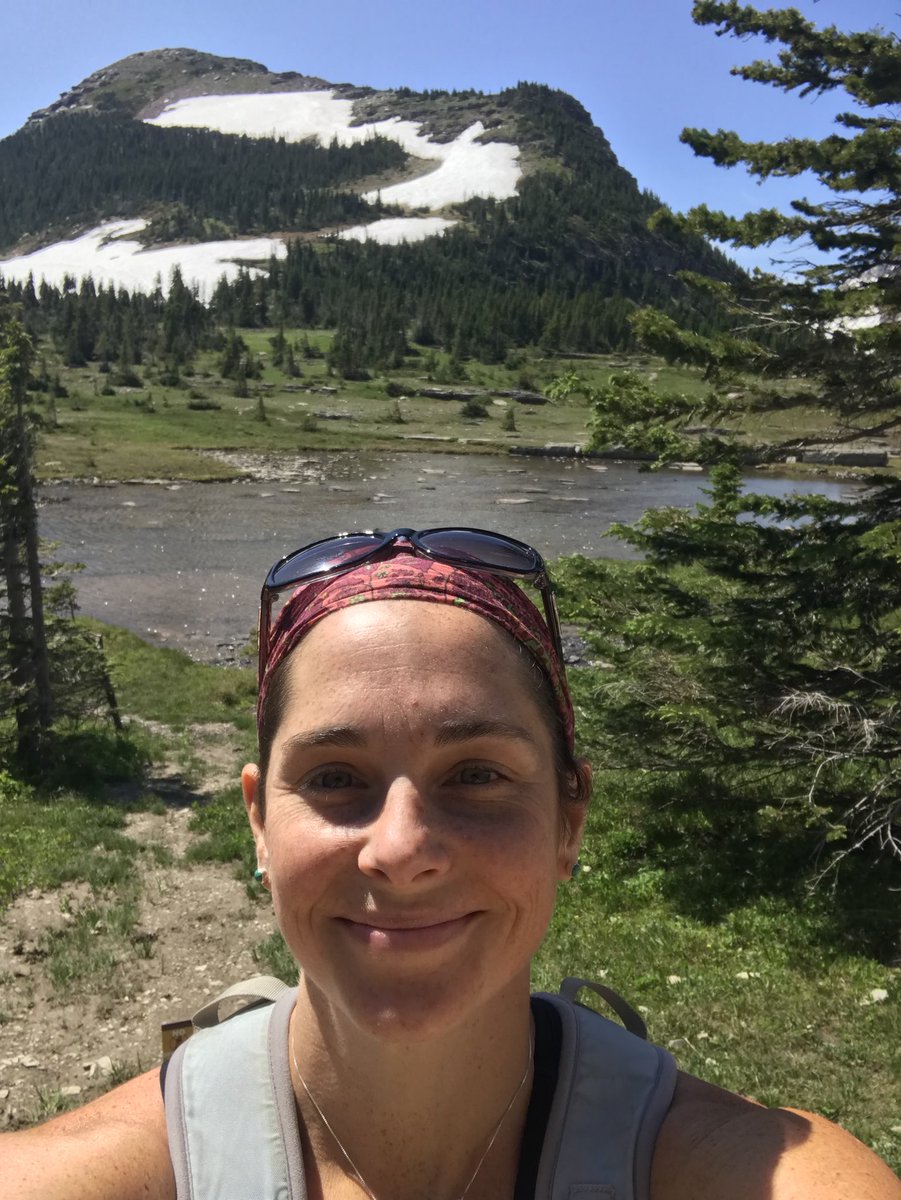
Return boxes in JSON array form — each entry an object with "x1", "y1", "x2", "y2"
[{"x1": 291, "y1": 1030, "x2": 534, "y2": 1200}]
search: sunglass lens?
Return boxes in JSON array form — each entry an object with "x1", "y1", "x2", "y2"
[
  {"x1": 418, "y1": 529, "x2": 540, "y2": 573},
  {"x1": 268, "y1": 534, "x2": 385, "y2": 588}
]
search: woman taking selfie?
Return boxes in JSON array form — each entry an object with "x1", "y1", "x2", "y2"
[{"x1": 1, "y1": 527, "x2": 897, "y2": 1199}]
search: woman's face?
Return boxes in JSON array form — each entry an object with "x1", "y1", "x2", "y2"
[{"x1": 243, "y1": 600, "x2": 586, "y2": 1041}]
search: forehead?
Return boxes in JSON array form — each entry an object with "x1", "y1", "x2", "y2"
[
  {"x1": 278, "y1": 599, "x2": 548, "y2": 732},
  {"x1": 289, "y1": 598, "x2": 524, "y2": 678}
]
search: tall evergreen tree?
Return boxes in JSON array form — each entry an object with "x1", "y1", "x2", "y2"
[
  {"x1": 560, "y1": 4, "x2": 901, "y2": 909},
  {"x1": 0, "y1": 317, "x2": 52, "y2": 765}
]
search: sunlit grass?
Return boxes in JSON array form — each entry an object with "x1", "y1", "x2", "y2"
[
  {"x1": 534, "y1": 873, "x2": 900, "y2": 1163},
  {"x1": 89, "y1": 620, "x2": 257, "y2": 732},
  {"x1": 0, "y1": 774, "x2": 141, "y2": 909},
  {"x1": 29, "y1": 340, "x2": 716, "y2": 481}
]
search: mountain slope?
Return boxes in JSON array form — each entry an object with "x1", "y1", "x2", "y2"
[{"x1": 0, "y1": 50, "x2": 739, "y2": 359}]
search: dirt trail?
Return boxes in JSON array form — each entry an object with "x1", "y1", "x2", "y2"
[{"x1": 0, "y1": 725, "x2": 280, "y2": 1130}]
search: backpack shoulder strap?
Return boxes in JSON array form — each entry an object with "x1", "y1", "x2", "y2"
[
  {"x1": 164, "y1": 987, "x2": 306, "y2": 1200},
  {"x1": 534, "y1": 984, "x2": 678, "y2": 1200},
  {"x1": 191, "y1": 974, "x2": 291, "y2": 1029}
]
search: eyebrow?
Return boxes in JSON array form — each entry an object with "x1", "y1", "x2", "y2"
[
  {"x1": 278, "y1": 718, "x2": 538, "y2": 755},
  {"x1": 279, "y1": 726, "x2": 367, "y2": 755},
  {"x1": 432, "y1": 718, "x2": 539, "y2": 748}
]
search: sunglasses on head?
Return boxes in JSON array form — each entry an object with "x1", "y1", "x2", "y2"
[{"x1": 258, "y1": 526, "x2": 564, "y2": 685}]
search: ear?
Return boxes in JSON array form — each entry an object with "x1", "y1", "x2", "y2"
[
  {"x1": 242, "y1": 763, "x2": 268, "y2": 871},
  {"x1": 557, "y1": 757, "x2": 591, "y2": 882}
]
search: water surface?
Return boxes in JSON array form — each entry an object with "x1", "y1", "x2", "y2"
[{"x1": 39, "y1": 451, "x2": 853, "y2": 660}]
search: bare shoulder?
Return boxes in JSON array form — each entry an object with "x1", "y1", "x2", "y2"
[
  {"x1": 651, "y1": 1071, "x2": 901, "y2": 1200},
  {"x1": 0, "y1": 1067, "x2": 174, "y2": 1200}
]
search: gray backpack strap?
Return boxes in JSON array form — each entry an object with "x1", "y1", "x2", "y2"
[
  {"x1": 191, "y1": 974, "x2": 291, "y2": 1029},
  {"x1": 164, "y1": 988, "x2": 306, "y2": 1200},
  {"x1": 535, "y1": 989, "x2": 678, "y2": 1200},
  {"x1": 560, "y1": 976, "x2": 648, "y2": 1039}
]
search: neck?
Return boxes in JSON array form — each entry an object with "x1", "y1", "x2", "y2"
[{"x1": 290, "y1": 974, "x2": 535, "y2": 1200}]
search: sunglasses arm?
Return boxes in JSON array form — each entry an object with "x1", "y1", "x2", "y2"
[{"x1": 257, "y1": 591, "x2": 273, "y2": 690}]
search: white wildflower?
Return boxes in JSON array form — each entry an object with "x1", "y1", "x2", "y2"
[{"x1": 860, "y1": 988, "x2": 889, "y2": 1006}]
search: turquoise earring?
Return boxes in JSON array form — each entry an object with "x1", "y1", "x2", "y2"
[
  {"x1": 570, "y1": 862, "x2": 581, "y2": 879},
  {"x1": 253, "y1": 867, "x2": 265, "y2": 883}
]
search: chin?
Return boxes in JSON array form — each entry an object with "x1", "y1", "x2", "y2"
[
  {"x1": 302, "y1": 962, "x2": 529, "y2": 1044},
  {"x1": 343, "y1": 975, "x2": 488, "y2": 1042}
]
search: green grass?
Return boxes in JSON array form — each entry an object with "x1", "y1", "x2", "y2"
[
  {"x1": 0, "y1": 621, "x2": 256, "y2": 913},
  {"x1": 26, "y1": 1085, "x2": 82, "y2": 1125},
  {"x1": 22, "y1": 338, "x2": 768, "y2": 481},
  {"x1": 535, "y1": 878, "x2": 900, "y2": 1165},
  {"x1": 252, "y1": 929, "x2": 298, "y2": 983},
  {"x1": 186, "y1": 783, "x2": 255, "y2": 873},
  {"x1": 90, "y1": 620, "x2": 257, "y2": 732},
  {"x1": 33, "y1": 332, "x2": 898, "y2": 482},
  {"x1": 42, "y1": 892, "x2": 145, "y2": 992},
  {"x1": 24, "y1": 1056, "x2": 145, "y2": 1125},
  {"x1": 0, "y1": 770, "x2": 146, "y2": 910}
]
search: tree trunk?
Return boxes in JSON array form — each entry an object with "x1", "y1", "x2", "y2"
[
  {"x1": 16, "y1": 415, "x2": 52, "y2": 731},
  {"x1": 0, "y1": 317, "x2": 51, "y2": 764},
  {"x1": 2, "y1": 519, "x2": 39, "y2": 764}
]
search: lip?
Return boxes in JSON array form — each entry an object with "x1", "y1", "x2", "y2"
[{"x1": 336, "y1": 911, "x2": 478, "y2": 951}]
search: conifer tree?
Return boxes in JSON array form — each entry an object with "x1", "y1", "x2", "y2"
[
  {"x1": 560, "y1": 4, "x2": 901, "y2": 907},
  {"x1": 0, "y1": 318, "x2": 52, "y2": 764}
]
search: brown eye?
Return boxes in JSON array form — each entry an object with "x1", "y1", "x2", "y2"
[
  {"x1": 309, "y1": 768, "x2": 358, "y2": 790},
  {"x1": 456, "y1": 765, "x2": 499, "y2": 786}
]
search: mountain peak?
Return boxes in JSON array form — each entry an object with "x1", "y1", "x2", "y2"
[{"x1": 27, "y1": 47, "x2": 343, "y2": 125}]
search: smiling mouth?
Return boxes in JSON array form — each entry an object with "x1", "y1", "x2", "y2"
[{"x1": 337, "y1": 912, "x2": 478, "y2": 950}]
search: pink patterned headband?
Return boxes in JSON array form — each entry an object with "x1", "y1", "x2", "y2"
[{"x1": 258, "y1": 551, "x2": 574, "y2": 751}]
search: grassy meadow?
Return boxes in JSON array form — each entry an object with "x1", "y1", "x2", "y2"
[
  {"x1": 33, "y1": 328, "x2": 893, "y2": 482},
  {"x1": 2, "y1": 617, "x2": 898, "y2": 1170}
]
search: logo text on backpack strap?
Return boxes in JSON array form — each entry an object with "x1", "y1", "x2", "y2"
[{"x1": 161, "y1": 1018, "x2": 194, "y2": 1062}]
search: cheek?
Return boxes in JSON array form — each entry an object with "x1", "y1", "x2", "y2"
[
  {"x1": 500, "y1": 815, "x2": 567, "y2": 906},
  {"x1": 264, "y1": 804, "x2": 344, "y2": 905}
]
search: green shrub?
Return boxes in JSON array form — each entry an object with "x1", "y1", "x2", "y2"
[{"x1": 460, "y1": 398, "x2": 488, "y2": 419}]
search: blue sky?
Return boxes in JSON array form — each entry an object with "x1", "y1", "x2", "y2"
[{"x1": 4, "y1": 0, "x2": 896, "y2": 269}]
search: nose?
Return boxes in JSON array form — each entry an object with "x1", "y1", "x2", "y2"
[{"x1": 357, "y1": 777, "x2": 450, "y2": 886}]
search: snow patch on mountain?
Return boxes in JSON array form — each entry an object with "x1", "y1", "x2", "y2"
[
  {"x1": 1, "y1": 90, "x2": 518, "y2": 293},
  {"x1": 0, "y1": 219, "x2": 286, "y2": 296},
  {"x1": 362, "y1": 123, "x2": 518, "y2": 209},
  {"x1": 146, "y1": 92, "x2": 521, "y2": 208},
  {"x1": 338, "y1": 216, "x2": 456, "y2": 244}
]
